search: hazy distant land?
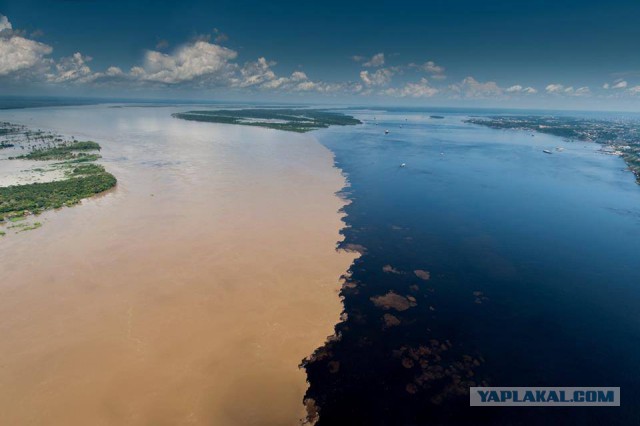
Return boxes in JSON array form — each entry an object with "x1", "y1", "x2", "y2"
[{"x1": 466, "y1": 115, "x2": 640, "y2": 183}]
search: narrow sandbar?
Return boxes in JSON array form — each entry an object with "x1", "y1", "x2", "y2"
[{"x1": 0, "y1": 106, "x2": 356, "y2": 425}]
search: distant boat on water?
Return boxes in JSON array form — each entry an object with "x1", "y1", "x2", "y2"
[
  {"x1": 385, "y1": 129, "x2": 389, "y2": 134},
  {"x1": 543, "y1": 149, "x2": 553, "y2": 154}
]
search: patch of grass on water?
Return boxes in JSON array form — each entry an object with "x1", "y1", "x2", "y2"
[
  {"x1": 11, "y1": 140, "x2": 101, "y2": 161},
  {"x1": 18, "y1": 222, "x2": 42, "y2": 233},
  {"x1": 59, "y1": 154, "x2": 101, "y2": 164},
  {"x1": 65, "y1": 163, "x2": 106, "y2": 177},
  {"x1": 6, "y1": 221, "x2": 42, "y2": 232},
  {"x1": 8, "y1": 222, "x2": 28, "y2": 229}
]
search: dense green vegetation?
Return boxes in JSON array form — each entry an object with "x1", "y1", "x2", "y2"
[
  {"x1": 12, "y1": 140, "x2": 101, "y2": 160},
  {"x1": 0, "y1": 164, "x2": 116, "y2": 218},
  {"x1": 172, "y1": 108, "x2": 361, "y2": 132},
  {"x1": 623, "y1": 152, "x2": 640, "y2": 183},
  {"x1": 1, "y1": 125, "x2": 117, "y2": 227}
]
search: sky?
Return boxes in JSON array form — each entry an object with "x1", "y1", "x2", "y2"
[{"x1": 1, "y1": 0, "x2": 640, "y2": 109}]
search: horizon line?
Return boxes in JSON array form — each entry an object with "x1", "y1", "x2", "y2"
[{"x1": 1, "y1": 94, "x2": 639, "y2": 115}]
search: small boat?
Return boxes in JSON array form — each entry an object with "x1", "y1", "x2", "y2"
[
  {"x1": 385, "y1": 129, "x2": 389, "y2": 134},
  {"x1": 543, "y1": 149, "x2": 552, "y2": 154},
  {"x1": 400, "y1": 163, "x2": 406, "y2": 168}
]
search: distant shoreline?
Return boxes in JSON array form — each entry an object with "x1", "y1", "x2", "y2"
[{"x1": 466, "y1": 115, "x2": 640, "y2": 184}]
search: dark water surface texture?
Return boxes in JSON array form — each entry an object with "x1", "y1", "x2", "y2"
[{"x1": 303, "y1": 109, "x2": 640, "y2": 425}]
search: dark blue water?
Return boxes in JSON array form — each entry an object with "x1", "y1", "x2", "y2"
[{"x1": 303, "y1": 110, "x2": 640, "y2": 425}]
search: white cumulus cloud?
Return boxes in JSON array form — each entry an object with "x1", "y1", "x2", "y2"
[
  {"x1": 46, "y1": 52, "x2": 93, "y2": 83},
  {"x1": 362, "y1": 53, "x2": 385, "y2": 67},
  {"x1": 360, "y1": 68, "x2": 393, "y2": 86},
  {"x1": 545, "y1": 83, "x2": 565, "y2": 93},
  {"x1": 449, "y1": 77, "x2": 503, "y2": 98},
  {"x1": 136, "y1": 40, "x2": 238, "y2": 84},
  {"x1": 574, "y1": 86, "x2": 591, "y2": 96},
  {"x1": 545, "y1": 83, "x2": 590, "y2": 96},
  {"x1": 612, "y1": 80, "x2": 628, "y2": 89},
  {"x1": 385, "y1": 78, "x2": 438, "y2": 98},
  {"x1": 410, "y1": 60, "x2": 446, "y2": 79},
  {"x1": 506, "y1": 85, "x2": 537, "y2": 94},
  {"x1": 235, "y1": 57, "x2": 276, "y2": 87},
  {"x1": 0, "y1": 15, "x2": 12, "y2": 32},
  {"x1": 0, "y1": 15, "x2": 53, "y2": 77}
]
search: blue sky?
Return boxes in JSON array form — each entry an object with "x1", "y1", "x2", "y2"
[{"x1": 2, "y1": 0, "x2": 640, "y2": 109}]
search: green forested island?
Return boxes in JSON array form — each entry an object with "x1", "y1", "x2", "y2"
[
  {"x1": 466, "y1": 115, "x2": 640, "y2": 184},
  {"x1": 0, "y1": 122, "x2": 116, "y2": 228},
  {"x1": 0, "y1": 164, "x2": 116, "y2": 219},
  {"x1": 172, "y1": 108, "x2": 361, "y2": 132}
]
